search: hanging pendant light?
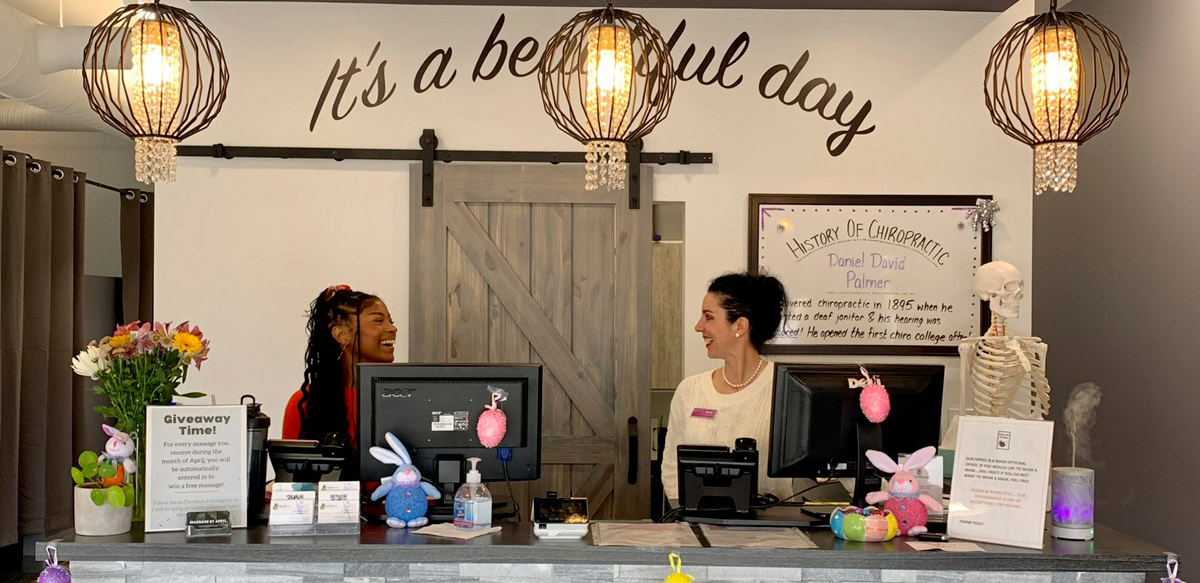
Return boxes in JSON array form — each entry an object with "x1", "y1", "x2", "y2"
[
  {"x1": 538, "y1": 3, "x2": 675, "y2": 191},
  {"x1": 83, "y1": 1, "x2": 229, "y2": 184},
  {"x1": 984, "y1": 0, "x2": 1129, "y2": 194}
]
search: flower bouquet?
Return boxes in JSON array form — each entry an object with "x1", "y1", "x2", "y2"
[{"x1": 71, "y1": 321, "x2": 210, "y2": 520}]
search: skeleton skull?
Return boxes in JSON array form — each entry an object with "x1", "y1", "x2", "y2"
[{"x1": 974, "y1": 261, "x2": 1024, "y2": 319}]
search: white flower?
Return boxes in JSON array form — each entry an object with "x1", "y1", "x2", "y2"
[{"x1": 71, "y1": 345, "x2": 109, "y2": 379}]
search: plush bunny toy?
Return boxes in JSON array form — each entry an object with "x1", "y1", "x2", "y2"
[
  {"x1": 369, "y1": 433, "x2": 441, "y2": 529},
  {"x1": 864, "y1": 446, "x2": 943, "y2": 536},
  {"x1": 100, "y1": 424, "x2": 137, "y2": 475}
]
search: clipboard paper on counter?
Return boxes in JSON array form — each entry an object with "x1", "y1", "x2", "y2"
[
  {"x1": 698, "y1": 524, "x2": 818, "y2": 549},
  {"x1": 590, "y1": 522, "x2": 701, "y2": 547}
]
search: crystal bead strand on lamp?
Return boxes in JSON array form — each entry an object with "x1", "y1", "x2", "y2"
[
  {"x1": 129, "y1": 16, "x2": 182, "y2": 184},
  {"x1": 583, "y1": 23, "x2": 632, "y2": 190},
  {"x1": 1031, "y1": 24, "x2": 1081, "y2": 194}
]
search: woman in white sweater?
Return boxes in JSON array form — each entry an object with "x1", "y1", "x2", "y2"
[{"x1": 661, "y1": 272, "x2": 792, "y2": 502}]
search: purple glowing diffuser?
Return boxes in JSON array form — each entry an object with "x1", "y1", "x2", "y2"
[{"x1": 1050, "y1": 467, "x2": 1094, "y2": 540}]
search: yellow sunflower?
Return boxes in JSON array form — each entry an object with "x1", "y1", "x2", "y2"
[{"x1": 173, "y1": 332, "x2": 203, "y2": 354}]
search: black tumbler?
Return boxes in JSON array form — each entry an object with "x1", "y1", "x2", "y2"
[{"x1": 242, "y1": 394, "x2": 271, "y2": 521}]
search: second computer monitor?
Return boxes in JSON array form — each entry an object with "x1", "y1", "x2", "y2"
[
  {"x1": 358, "y1": 363, "x2": 543, "y2": 484},
  {"x1": 768, "y1": 363, "x2": 944, "y2": 480}
]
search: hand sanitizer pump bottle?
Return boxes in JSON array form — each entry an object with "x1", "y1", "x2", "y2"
[{"x1": 453, "y1": 457, "x2": 492, "y2": 530}]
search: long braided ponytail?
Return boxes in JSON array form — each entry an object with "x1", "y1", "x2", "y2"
[{"x1": 295, "y1": 286, "x2": 379, "y2": 443}]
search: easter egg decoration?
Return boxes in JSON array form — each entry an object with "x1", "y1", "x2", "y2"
[
  {"x1": 476, "y1": 385, "x2": 508, "y2": 449},
  {"x1": 663, "y1": 553, "x2": 693, "y2": 583}
]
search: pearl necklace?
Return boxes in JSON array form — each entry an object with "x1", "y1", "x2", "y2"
[{"x1": 721, "y1": 358, "x2": 765, "y2": 389}]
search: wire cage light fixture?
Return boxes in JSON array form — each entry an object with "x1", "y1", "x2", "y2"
[
  {"x1": 538, "y1": 2, "x2": 675, "y2": 191},
  {"x1": 984, "y1": 0, "x2": 1129, "y2": 195},
  {"x1": 83, "y1": 0, "x2": 230, "y2": 185}
]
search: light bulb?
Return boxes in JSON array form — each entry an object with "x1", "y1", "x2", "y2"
[
  {"x1": 584, "y1": 24, "x2": 632, "y2": 137},
  {"x1": 128, "y1": 16, "x2": 182, "y2": 133},
  {"x1": 596, "y1": 49, "x2": 618, "y2": 92},
  {"x1": 127, "y1": 15, "x2": 184, "y2": 183},
  {"x1": 1031, "y1": 24, "x2": 1081, "y2": 139}
]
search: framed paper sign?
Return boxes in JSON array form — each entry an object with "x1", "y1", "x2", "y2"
[
  {"x1": 750, "y1": 195, "x2": 992, "y2": 356},
  {"x1": 145, "y1": 405, "x2": 248, "y2": 532}
]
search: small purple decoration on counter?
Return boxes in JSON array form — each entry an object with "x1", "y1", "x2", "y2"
[{"x1": 38, "y1": 544, "x2": 70, "y2": 583}]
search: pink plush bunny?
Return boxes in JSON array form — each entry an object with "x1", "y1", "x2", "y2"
[
  {"x1": 101, "y1": 424, "x2": 137, "y2": 475},
  {"x1": 864, "y1": 446, "x2": 942, "y2": 536}
]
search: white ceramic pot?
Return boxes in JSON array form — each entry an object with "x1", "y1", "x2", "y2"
[{"x1": 74, "y1": 486, "x2": 132, "y2": 536}]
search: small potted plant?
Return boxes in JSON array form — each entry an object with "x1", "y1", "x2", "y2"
[{"x1": 71, "y1": 441, "x2": 134, "y2": 536}]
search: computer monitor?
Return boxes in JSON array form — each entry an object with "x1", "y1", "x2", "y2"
[
  {"x1": 357, "y1": 363, "x2": 542, "y2": 491},
  {"x1": 768, "y1": 363, "x2": 944, "y2": 507}
]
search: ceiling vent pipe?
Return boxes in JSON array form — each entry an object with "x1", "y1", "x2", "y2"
[
  {"x1": 0, "y1": 99, "x2": 96, "y2": 131},
  {"x1": 0, "y1": 2, "x2": 117, "y2": 133}
]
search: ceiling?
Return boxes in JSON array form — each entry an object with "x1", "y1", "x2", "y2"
[
  {"x1": 2, "y1": 0, "x2": 121, "y2": 27},
  {"x1": 0, "y1": 0, "x2": 1021, "y2": 26},
  {"x1": 190, "y1": 0, "x2": 1021, "y2": 12}
]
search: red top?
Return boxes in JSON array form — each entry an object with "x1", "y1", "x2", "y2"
[{"x1": 282, "y1": 385, "x2": 358, "y2": 450}]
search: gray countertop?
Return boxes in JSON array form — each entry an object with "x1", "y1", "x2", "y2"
[{"x1": 39, "y1": 522, "x2": 1169, "y2": 573}]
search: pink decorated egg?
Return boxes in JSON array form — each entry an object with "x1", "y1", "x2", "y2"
[
  {"x1": 860, "y1": 383, "x2": 891, "y2": 423},
  {"x1": 477, "y1": 407, "x2": 507, "y2": 448}
]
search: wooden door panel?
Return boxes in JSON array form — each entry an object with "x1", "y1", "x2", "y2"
[
  {"x1": 571, "y1": 203, "x2": 616, "y2": 516},
  {"x1": 487, "y1": 201, "x2": 532, "y2": 513},
  {"x1": 412, "y1": 163, "x2": 649, "y2": 519},
  {"x1": 529, "y1": 203, "x2": 574, "y2": 501},
  {"x1": 613, "y1": 187, "x2": 653, "y2": 518},
  {"x1": 408, "y1": 169, "x2": 445, "y2": 363},
  {"x1": 446, "y1": 203, "x2": 489, "y2": 363},
  {"x1": 445, "y1": 200, "x2": 614, "y2": 437}
]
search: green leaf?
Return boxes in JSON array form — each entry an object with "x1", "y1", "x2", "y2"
[
  {"x1": 81, "y1": 465, "x2": 97, "y2": 479},
  {"x1": 78, "y1": 451, "x2": 98, "y2": 467},
  {"x1": 122, "y1": 485, "x2": 135, "y2": 507},
  {"x1": 106, "y1": 486, "x2": 126, "y2": 508},
  {"x1": 177, "y1": 392, "x2": 206, "y2": 399},
  {"x1": 97, "y1": 464, "x2": 117, "y2": 479},
  {"x1": 90, "y1": 488, "x2": 104, "y2": 506},
  {"x1": 71, "y1": 467, "x2": 84, "y2": 486}
]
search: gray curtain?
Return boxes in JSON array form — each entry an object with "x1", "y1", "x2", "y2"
[
  {"x1": 120, "y1": 189, "x2": 154, "y2": 324},
  {"x1": 0, "y1": 149, "x2": 87, "y2": 545}
]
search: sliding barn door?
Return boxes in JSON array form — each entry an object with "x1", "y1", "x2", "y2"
[{"x1": 409, "y1": 163, "x2": 652, "y2": 519}]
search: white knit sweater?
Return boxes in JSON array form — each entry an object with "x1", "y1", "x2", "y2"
[{"x1": 661, "y1": 367, "x2": 794, "y2": 502}]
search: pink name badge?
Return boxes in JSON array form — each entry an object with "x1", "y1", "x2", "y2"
[{"x1": 691, "y1": 408, "x2": 717, "y2": 419}]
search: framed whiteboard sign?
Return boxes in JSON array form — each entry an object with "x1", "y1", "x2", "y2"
[{"x1": 749, "y1": 194, "x2": 992, "y2": 356}]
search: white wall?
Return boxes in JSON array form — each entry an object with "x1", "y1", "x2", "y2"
[
  {"x1": 154, "y1": 1, "x2": 1036, "y2": 438},
  {"x1": 0, "y1": 130, "x2": 129, "y2": 277}
]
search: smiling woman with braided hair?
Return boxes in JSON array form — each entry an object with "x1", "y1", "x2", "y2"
[{"x1": 282, "y1": 285, "x2": 397, "y2": 465}]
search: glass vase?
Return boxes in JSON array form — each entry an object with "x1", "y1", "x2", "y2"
[{"x1": 132, "y1": 429, "x2": 146, "y2": 522}]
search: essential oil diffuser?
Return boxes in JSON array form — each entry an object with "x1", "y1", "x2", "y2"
[{"x1": 1050, "y1": 467, "x2": 1094, "y2": 540}]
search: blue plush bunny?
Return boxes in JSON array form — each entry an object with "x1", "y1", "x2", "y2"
[{"x1": 369, "y1": 433, "x2": 441, "y2": 529}]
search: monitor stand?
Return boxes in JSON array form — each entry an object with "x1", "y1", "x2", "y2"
[
  {"x1": 427, "y1": 494, "x2": 514, "y2": 523},
  {"x1": 423, "y1": 454, "x2": 520, "y2": 523},
  {"x1": 680, "y1": 505, "x2": 828, "y2": 529},
  {"x1": 852, "y1": 420, "x2": 884, "y2": 508}
]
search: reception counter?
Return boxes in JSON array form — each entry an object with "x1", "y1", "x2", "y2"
[{"x1": 39, "y1": 523, "x2": 1168, "y2": 583}]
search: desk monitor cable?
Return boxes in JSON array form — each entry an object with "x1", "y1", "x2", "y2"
[{"x1": 498, "y1": 447, "x2": 520, "y2": 522}]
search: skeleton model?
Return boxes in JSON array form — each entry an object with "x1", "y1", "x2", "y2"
[{"x1": 958, "y1": 261, "x2": 1051, "y2": 420}]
